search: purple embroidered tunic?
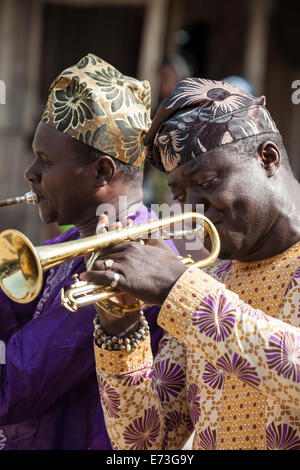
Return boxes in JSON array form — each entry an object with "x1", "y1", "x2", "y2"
[{"x1": 0, "y1": 206, "x2": 175, "y2": 450}]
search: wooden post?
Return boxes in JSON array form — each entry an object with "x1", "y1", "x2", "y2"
[
  {"x1": 0, "y1": 0, "x2": 45, "y2": 243},
  {"x1": 243, "y1": 0, "x2": 270, "y2": 95},
  {"x1": 165, "y1": 0, "x2": 185, "y2": 56},
  {"x1": 0, "y1": 81, "x2": 6, "y2": 105},
  {"x1": 137, "y1": 0, "x2": 169, "y2": 110}
]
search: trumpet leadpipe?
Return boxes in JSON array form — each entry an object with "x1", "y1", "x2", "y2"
[
  {"x1": 0, "y1": 191, "x2": 37, "y2": 208},
  {"x1": 0, "y1": 212, "x2": 220, "y2": 307}
]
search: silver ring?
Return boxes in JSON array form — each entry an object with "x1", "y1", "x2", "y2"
[
  {"x1": 104, "y1": 259, "x2": 114, "y2": 270},
  {"x1": 110, "y1": 272, "x2": 120, "y2": 288},
  {"x1": 96, "y1": 222, "x2": 108, "y2": 235}
]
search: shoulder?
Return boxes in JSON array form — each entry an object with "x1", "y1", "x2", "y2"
[
  {"x1": 202, "y1": 259, "x2": 233, "y2": 281},
  {"x1": 280, "y1": 264, "x2": 300, "y2": 327},
  {"x1": 43, "y1": 226, "x2": 79, "y2": 246},
  {"x1": 284, "y1": 265, "x2": 300, "y2": 297}
]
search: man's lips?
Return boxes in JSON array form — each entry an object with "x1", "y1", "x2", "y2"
[
  {"x1": 210, "y1": 218, "x2": 223, "y2": 227},
  {"x1": 204, "y1": 212, "x2": 223, "y2": 227},
  {"x1": 31, "y1": 191, "x2": 45, "y2": 203},
  {"x1": 31, "y1": 188, "x2": 45, "y2": 203}
]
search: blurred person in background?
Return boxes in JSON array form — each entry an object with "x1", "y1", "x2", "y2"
[
  {"x1": 0, "y1": 53, "x2": 174, "y2": 450},
  {"x1": 158, "y1": 53, "x2": 194, "y2": 102},
  {"x1": 222, "y1": 75, "x2": 255, "y2": 95}
]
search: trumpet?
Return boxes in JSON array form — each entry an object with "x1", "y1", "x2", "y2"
[
  {"x1": 0, "y1": 212, "x2": 220, "y2": 314},
  {"x1": 62, "y1": 212, "x2": 221, "y2": 316},
  {"x1": 0, "y1": 191, "x2": 37, "y2": 208}
]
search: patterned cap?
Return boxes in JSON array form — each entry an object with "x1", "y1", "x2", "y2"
[
  {"x1": 145, "y1": 78, "x2": 278, "y2": 173},
  {"x1": 42, "y1": 53, "x2": 151, "y2": 167}
]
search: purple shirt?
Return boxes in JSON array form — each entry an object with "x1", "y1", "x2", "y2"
[{"x1": 0, "y1": 206, "x2": 177, "y2": 450}]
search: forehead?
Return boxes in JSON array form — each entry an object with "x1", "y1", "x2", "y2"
[
  {"x1": 32, "y1": 121, "x2": 76, "y2": 159},
  {"x1": 167, "y1": 148, "x2": 235, "y2": 186}
]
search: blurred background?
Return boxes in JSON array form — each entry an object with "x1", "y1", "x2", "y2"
[{"x1": 0, "y1": 0, "x2": 300, "y2": 245}]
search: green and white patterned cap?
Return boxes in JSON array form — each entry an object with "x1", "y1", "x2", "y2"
[{"x1": 42, "y1": 53, "x2": 151, "y2": 167}]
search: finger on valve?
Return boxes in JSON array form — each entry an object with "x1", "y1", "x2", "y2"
[
  {"x1": 84, "y1": 214, "x2": 108, "y2": 265},
  {"x1": 96, "y1": 214, "x2": 109, "y2": 234}
]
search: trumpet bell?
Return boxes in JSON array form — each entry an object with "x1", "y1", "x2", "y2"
[{"x1": 0, "y1": 230, "x2": 43, "y2": 303}]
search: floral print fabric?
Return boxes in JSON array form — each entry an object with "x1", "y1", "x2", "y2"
[
  {"x1": 145, "y1": 78, "x2": 278, "y2": 173},
  {"x1": 42, "y1": 53, "x2": 151, "y2": 167},
  {"x1": 94, "y1": 241, "x2": 300, "y2": 449}
]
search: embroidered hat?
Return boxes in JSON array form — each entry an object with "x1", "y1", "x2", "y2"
[
  {"x1": 42, "y1": 53, "x2": 151, "y2": 167},
  {"x1": 145, "y1": 78, "x2": 278, "y2": 173}
]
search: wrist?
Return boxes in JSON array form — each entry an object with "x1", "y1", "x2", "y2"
[
  {"x1": 94, "y1": 303, "x2": 141, "y2": 336},
  {"x1": 159, "y1": 264, "x2": 188, "y2": 304},
  {"x1": 94, "y1": 311, "x2": 149, "y2": 352}
]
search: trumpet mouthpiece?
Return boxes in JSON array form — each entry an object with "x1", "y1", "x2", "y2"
[{"x1": 24, "y1": 191, "x2": 38, "y2": 206}]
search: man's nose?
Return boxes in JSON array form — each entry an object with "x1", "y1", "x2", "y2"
[{"x1": 24, "y1": 161, "x2": 41, "y2": 184}]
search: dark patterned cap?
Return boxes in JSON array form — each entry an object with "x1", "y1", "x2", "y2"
[
  {"x1": 145, "y1": 78, "x2": 278, "y2": 173},
  {"x1": 42, "y1": 53, "x2": 151, "y2": 167}
]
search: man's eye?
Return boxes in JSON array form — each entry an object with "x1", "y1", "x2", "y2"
[
  {"x1": 199, "y1": 177, "x2": 217, "y2": 189},
  {"x1": 40, "y1": 158, "x2": 50, "y2": 166},
  {"x1": 173, "y1": 193, "x2": 186, "y2": 203}
]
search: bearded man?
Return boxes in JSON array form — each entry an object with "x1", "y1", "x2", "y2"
[{"x1": 89, "y1": 78, "x2": 300, "y2": 450}]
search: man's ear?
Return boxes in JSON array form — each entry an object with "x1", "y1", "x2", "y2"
[
  {"x1": 94, "y1": 155, "x2": 117, "y2": 187},
  {"x1": 257, "y1": 141, "x2": 281, "y2": 177}
]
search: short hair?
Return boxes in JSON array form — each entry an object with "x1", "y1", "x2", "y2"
[
  {"x1": 221, "y1": 132, "x2": 292, "y2": 172},
  {"x1": 71, "y1": 138, "x2": 143, "y2": 183}
]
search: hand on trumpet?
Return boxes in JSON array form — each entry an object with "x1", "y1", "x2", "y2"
[
  {"x1": 81, "y1": 214, "x2": 143, "y2": 336},
  {"x1": 81, "y1": 214, "x2": 188, "y2": 318}
]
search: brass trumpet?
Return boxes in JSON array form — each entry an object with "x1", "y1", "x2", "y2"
[
  {"x1": 0, "y1": 191, "x2": 37, "y2": 208},
  {"x1": 0, "y1": 213, "x2": 220, "y2": 312},
  {"x1": 62, "y1": 212, "x2": 221, "y2": 315}
]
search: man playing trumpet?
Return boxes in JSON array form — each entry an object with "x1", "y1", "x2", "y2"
[
  {"x1": 0, "y1": 54, "x2": 171, "y2": 450},
  {"x1": 89, "y1": 78, "x2": 300, "y2": 450}
]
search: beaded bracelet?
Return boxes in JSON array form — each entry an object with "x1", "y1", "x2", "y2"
[{"x1": 93, "y1": 311, "x2": 150, "y2": 352}]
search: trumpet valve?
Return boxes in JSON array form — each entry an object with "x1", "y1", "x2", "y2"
[
  {"x1": 71, "y1": 273, "x2": 94, "y2": 288},
  {"x1": 60, "y1": 286, "x2": 78, "y2": 312}
]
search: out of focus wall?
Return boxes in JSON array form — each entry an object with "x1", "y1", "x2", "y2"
[
  {"x1": 0, "y1": 0, "x2": 299, "y2": 245},
  {"x1": 0, "y1": 0, "x2": 168, "y2": 243}
]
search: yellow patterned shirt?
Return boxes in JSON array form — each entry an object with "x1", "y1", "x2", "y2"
[{"x1": 94, "y1": 241, "x2": 300, "y2": 450}]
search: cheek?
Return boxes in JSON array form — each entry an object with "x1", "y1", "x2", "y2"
[
  {"x1": 47, "y1": 165, "x2": 84, "y2": 193},
  {"x1": 42, "y1": 168, "x2": 65, "y2": 192},
  {"x1": 42, "y1": 169, "x2": 83, "y2": 210},
  {"x1": 61, "y1": 172, "x2": 95, "y2": 211},
  {"x1": 230, "y1": 187, "x2": 260, "y2": 221},
  {"x1": 215, "y1": 181, "x2": 251, "y2": 216},
  {"x1": 194, "y1": 187, "x2": 232, "y2": 213}
]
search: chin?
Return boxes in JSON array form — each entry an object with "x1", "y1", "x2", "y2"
[
  {"x1": 39, "y1": 212, "x2": 52, "y2": 225},
  {"x1": 219, "y1": 243, "x2": 247, "y2": 261},
  {"x1": 219, "y1": 251, "x2": 233, "y2": 260},
  {"x1": 216, "y1": 229, "x2": 247, "y2": 261},
  {"x1": 38, "y1": 207, "x2": 59, "y2": 225},
  {"x1": 218, "y1": 243, "x2": 238, "y2": 261}
]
